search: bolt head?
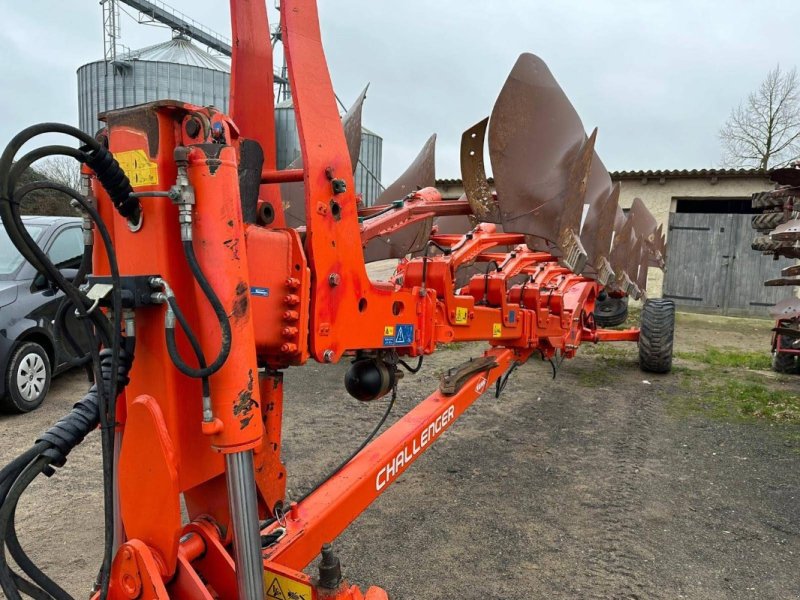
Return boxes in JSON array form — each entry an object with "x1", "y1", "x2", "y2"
[{"x1": 323, "y1": 350, "x2": 334, "y2": 363}]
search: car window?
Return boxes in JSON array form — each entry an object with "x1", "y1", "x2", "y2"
[
  {"x1": 47, "y1": 226, "x2": 83, "y2": 269},
  {"x1": 0, "y1": 223, "x2": 46, "y2": 279}
]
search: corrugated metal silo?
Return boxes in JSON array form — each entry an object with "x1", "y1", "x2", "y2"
[
  {"x1": 77, "y1": 36, "x2": 230, "y2": 134},
  {"x1": 355, "y1": 127, "x2": 383, "y2": 207},
  {"x1": 274, "y1": 99, "x2": 383, "y2": 206}
]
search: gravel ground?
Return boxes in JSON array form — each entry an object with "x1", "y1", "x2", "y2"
[{"x1": 1, "y1": 311, "x2": 798, "y2": 599}]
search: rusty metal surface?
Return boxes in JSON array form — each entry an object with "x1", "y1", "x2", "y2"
[
  {"x1": 770, "y1": 218, "x2": 800, "y2": 242},
  {"x1": 770, "y1": 297, "x2": 800, "y2": 319},
  {"x1": 629, "y1": 197, "x2": 664, "y2": 269},
  {"x1": 343, "y1": 85, "x2": 369, "y2": 173},
  {"x1": 580, "y1": 158, "x2": 618, "y2": 285},
  {"x1": 770, "y1": 167, "x2": 800, "y2": 187},
  {"x1": 488, "y1": 53, "x2": 591, "y2": 272},
  {"x1": 363, "y1": 135, "x2": 437, "y2": 262},
  {"x1": 782, "y1": 264, "x2": 800, "y2": 277},
  {"x1": 609, "y1": 214, "x2": 640, "y2": 298},
  {"x1": 765, "y1": 277, "x2": 800, "y2": 286},
  {"x1": 460, "y1": 118, "x2": 500, "y2": 223},
  {"x1": 283, "y1": 90, "x2": 368, "y2": 228}
]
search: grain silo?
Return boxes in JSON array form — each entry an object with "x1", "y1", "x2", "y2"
[
  {"x1": 79, "y1": 34, "x2": 383, "y2": 205},
  {"x1": 77, "y1": 35, "x2": 230, "y2": 135},
  {"x1": 275, "y1": 99, "x2": 383, "y2": 206}
]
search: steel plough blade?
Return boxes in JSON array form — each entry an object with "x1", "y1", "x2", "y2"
[
  {"x1": 629, "y1": 197, "x2": 665, "y2": 269},
  {"x1": 488, "y1": 53, "x2": 594, "y2": 274},
  {"x1": 580, "y1": 156, "x2": 619, "y2": 285},
  {"x1": 461, "y1": 117, "x2": 500, "y2": 223},
  {"x1": 283, "y1": 86, "x2": 369, "y2": 228},
  {"x1": 608, "y1": 212, "x2": 641, "y2": 298},
  {"x1": 363, "y1": 134, "x2": 437, "y2": 262}
]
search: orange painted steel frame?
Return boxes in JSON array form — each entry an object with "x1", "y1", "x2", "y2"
[{"x1": 86, "y1": 0, "x2": 636, "y2": 598}]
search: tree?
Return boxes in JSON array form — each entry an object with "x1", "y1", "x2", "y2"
[
  {"x1": 16, "y1": 159, "x2": 80, "y2": 217},
  {"x1": 719, "y1": 65, "x2": 800, "y2": 170},
  {"x1": 37, "y1": 155, "x2": 81, "y2": 191}
]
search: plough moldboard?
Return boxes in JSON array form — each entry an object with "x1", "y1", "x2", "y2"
[
  {"x1": 0, "y1": 2, "x2": 676, "y2": 599},
  {"x1": 750, "y1": 165, "x2": 800, "y2": 372}
]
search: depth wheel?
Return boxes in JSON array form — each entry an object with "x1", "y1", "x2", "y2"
[
  {"x1": 595, "y1": 295, "x2": 629, "y2": 328},
  {"x1": 638, "y1": 299, "x2": 675, "y2": 374},
  {"x1": 772, "y1": 336, "x2": 798, "y2": 374}
]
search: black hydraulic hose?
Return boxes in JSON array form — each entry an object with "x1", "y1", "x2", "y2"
[
  {"x1": 7, "y1": 513, "x2": 72, "y2": 600},
  {"x1": 296, "y1": 385, "x2": 398, "y2": 504},
  {"x1": 165, "y1": 295, "x2": 210, "y2": 399},
  {"x1": 0, "y1": 123, "x2": 137, "y2": 222},
  {"x1": 175, "y1": 240, "x2": 231, "y2": 377},
  {"x1": 398, "y1": 356, "x2": 424, "y2": 374},
  {"x1": 0, "y1": 457, "x2": 52, "y2": 600},
  {"x1": 0, "y1": 124, "x2": 133, "y2": 600}
]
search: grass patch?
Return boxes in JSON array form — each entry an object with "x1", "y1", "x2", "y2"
[
  {"x1": 670, "y1": 373, "x2": 800, "y2": 424},
  {"x1": 440, "y1": 342, "x2": 468, "y2": 351},
  {"x1": 675, "y1": 347, "x2": 771, "y2": 370}
]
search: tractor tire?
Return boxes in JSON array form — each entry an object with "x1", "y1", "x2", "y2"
[
  {"x1": 772, "y1": 336, "x2": 799, "y2": 374},
  {"x1": 638, "y1": 298, "x2": 675, "y2": 374},
  {"x1": 751, "y1": 235, "x2": 783, "y2": 252},
  {"x1": 752, "y1": 191, "x2": 788, "y2": 209},
  {"x1": 594, "y1": 295, "x2": 629, "y2": 327},
  {"x1": 752, "y1": 211, "x2": 798, "y2": 233}
]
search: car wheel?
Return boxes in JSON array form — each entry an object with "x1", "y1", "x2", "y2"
[{"x1": 2, "y1": 342, "x2": 51, "y2": 413}]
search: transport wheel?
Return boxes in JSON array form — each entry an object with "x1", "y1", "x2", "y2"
[
  {"x1": 638, "y1": 298, "x2": 675, "y2": 374},
  {"x1": 1, "y1": 342, "x2": 51, "y2": 413},
  {"x1": 772, "y1": 337, "x2": 798, "y2": 374},
  {"x1": 594, "y1": 295, "x2": 629, "y2": 327}
]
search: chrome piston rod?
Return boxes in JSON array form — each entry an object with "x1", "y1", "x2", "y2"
[{"x1": 225, "y1": 450, "x2": 265, "y2": 600}]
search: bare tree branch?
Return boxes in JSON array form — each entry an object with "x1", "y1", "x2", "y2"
[
  {"x1": 720, "y1": 64, "x2": 800, "y2": 169},
  {"x1": 36, "y1": 156, "x2": 81, "y2": 191}
]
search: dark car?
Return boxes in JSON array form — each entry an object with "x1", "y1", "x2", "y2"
[{"x1": 0, "y1": 216, "x2": 91, "y2": 412}]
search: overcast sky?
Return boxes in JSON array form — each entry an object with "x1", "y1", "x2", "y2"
[{"x1": 2, "y1": 1, "x2": 799, "y2": 182}]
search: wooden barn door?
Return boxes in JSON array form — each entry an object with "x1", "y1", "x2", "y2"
[{"x1": 663, "y1": 212, "x2": 793, "y2": 316}]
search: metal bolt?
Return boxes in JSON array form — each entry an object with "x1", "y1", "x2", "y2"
[
  {"x1": 185, "y1": 118, "x2": 201, "y2": 138},
  {"x1": 317, "y1": 543, "x2": 342, "y2": 589},
  {"x1": 328, "y1": 273, "x2": 341, "y2": 287},
  {"x1": 323, "y1": 350, "x2": 334, "y2": 363}
]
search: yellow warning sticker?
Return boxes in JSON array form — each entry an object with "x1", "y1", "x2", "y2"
[
  {"x1": 384, "y1": 325, "x2": 395, "y2": 336},
  {"x1": 492, "y1": 323, "x2": 502, "y2": 338},
  {"x1": 115, "y1": 149, "x2": 159, "y2": 188},
  {"x1": 264, "y1": 571, "x2": 312, "y2": 600},
  {"x1": 455, "y1": 307, "x2": 469, "y2": 325}
]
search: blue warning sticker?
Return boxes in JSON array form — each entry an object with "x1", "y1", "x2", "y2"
[
  {"x1": 250, "y1": 287, "x2": 270, "y2": 297},
  {"x1": 383, "y1": 324, "x2": 414, "y2": 347}
]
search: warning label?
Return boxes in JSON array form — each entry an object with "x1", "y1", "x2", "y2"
[
  {"x1": 383, "y1": 324, "x2": 413, "y2": 347},
  {"x1": 454, "y1": 307, "x2": 469, "y2": 325},
  {"x1": 492, "y1": 323, "x2": 502, "y2": 338},
  {"x1": 115, "y1": 149, "x2": 159, "y2": 188},
  {"x1": 264, "y1": 572, "x2": 312, "y2": 600}
]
